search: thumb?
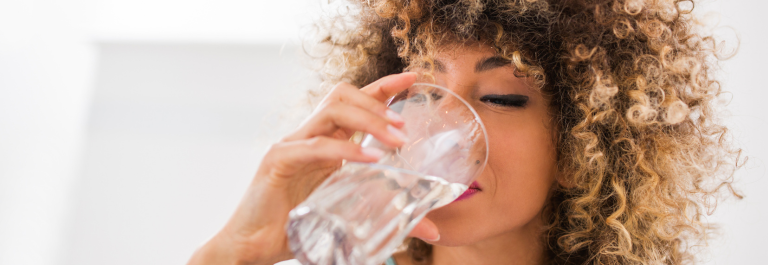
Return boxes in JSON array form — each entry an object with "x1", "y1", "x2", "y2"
[{"x1": 408, "y1": 217, "x2": 440, "y2": 242}]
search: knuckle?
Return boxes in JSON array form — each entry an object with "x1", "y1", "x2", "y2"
[
  {"x1": 319, "y1": 82, "x2": 355, "y2": 107},
  {"x1": 321, "y1": 103, "x2": 344, "y2": 119},
  {"x1": 304, "y1": 136, "x2": 329, "y2": 148},
  {"x1": 264, "y1": 142, "x2": 287, "y2": 156},
  {"x1": 322, "y1": 100, "x2": 342, "y2": 110},
  {"x1": 331, "y1": 82, "x2": 354, "y2": 93},
  {"x1": 335, "y1": 84, "x2": 364, "y2": 104},
  {"x1": 315, "y1": 101, "x2": 341, "y2": 118},
  {"x1": 267, "y1": 142, "x2": 285, "y2": 151}
]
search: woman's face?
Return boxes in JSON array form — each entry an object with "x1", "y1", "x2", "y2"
[{"x1": 416, "y1": 44, "x2": 558, "y2": 246}]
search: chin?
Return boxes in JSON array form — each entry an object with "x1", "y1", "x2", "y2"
[
  {"x1": 428, "y1": 236, "x2": 477, "y2": 247},
  {"x1": 424, "y1": 201, "x2": 491, "y2": 247}
]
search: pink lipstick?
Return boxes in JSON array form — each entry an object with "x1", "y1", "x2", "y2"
[{"x1": 453, "y1": 181, "x2": 481, "y2": 202}]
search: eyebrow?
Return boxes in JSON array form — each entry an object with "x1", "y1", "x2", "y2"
[
  {"x1": 475, "y1": 56, "x2": 512, "y2": 72},
  {"x1": 430, "y1": 56, "x2": 512, "y2": 73}
]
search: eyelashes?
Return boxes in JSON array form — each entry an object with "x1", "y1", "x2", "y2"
[
  {"x1": 479, "y1": 94, "x2": 529, "y2": 108},
  {"x1": 406, "y1": 91, "x2": 529, "y2": 109}
]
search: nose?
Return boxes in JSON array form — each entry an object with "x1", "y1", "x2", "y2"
[{"x1": 426, "y1": 87, "x2": 472, "y2": 134}]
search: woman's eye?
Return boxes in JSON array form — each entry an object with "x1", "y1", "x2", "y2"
[
  {"x1": 407, "y1": 93, "x2": 427, "y2": 102},
  {"x1": 407, "y1": 92, "x2": 443, "y2": 102},
  {"x1": 480, "y1": 94, "x2": 529, "y2": 108}
]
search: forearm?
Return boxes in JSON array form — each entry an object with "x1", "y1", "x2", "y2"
[{"x1": 188, "y1": 234, "x2": 245, "y2": 265}]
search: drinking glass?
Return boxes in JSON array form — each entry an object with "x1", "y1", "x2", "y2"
[{"x1": 286, "y1": 83, "x2": 489, "y2": 265}]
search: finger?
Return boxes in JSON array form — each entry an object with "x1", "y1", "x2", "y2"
[
  {"x1": 360, "y1": 72, "x2": 418, "y2": 102},
  {"x1": 329, "y1": 82, "x2": 405, "y2": 127},
  {"x1": 407, "y1": 217, "x2": 440, "y2": 242},
  {"x1": 263, "y1": 136, "x2": 386, "y2": 177},
  {"x1": 285, "y1": 73, "x2": 415, "y2": 142},
  {"x1": 285, "y1": 102, "x2": 408, "y2": 147}
]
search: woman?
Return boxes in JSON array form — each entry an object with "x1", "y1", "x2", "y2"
[{"x1": 188, "y1": 0, "x2": 741, "y2": 264}]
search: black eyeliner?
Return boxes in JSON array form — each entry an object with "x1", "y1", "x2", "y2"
[{"x1": 480, "y1": 94, "x2": 529, "y2": 107}]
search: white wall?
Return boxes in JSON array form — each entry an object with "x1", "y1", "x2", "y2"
[
  {"x1": 91, "y1": 0, "x2": 325, "y2": 44},
  {"x1": 693, "y1": 1, "x2": 768, "y2": 264},
  {"x1": 0, "y1": 1, "x2": 97, "y2": 264},
  {"x1": 62, "y1": 43, "x2": 312, "y2": 265},
  {"x1": 0, "y1": 1, "x2": 321, "y2": 264},
  {"x1": 0, "y1": 1, "x2": 765, "y2": 265}
]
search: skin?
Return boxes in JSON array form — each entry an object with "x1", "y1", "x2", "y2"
[{"x1": 187, "y1": 43, "x2": 558, "y2": 265}]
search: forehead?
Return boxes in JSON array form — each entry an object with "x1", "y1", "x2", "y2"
[
  {"x1": 416, "y1": 43, "x2": 513, "y2": 76},
  {"x1": 432, "y1": 43, "x2": 498, "y2": 62},
  {"x1": 410, "y1": 42, "x2": 539, "y2": 95}
]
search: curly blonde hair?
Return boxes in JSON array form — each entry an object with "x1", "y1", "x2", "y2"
[{"x1": 305, "y1": 0, "x2": 743, "y2": 264}]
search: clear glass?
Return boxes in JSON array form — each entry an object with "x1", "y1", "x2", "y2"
[{"x1": 286, "y1": 83, "x2": 489, "y2": 265}]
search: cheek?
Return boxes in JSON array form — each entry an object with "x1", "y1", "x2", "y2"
[{"x1": 487, "y1": 123, "x2": 556, "y2": 220}]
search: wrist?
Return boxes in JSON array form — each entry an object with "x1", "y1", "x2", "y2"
[
  {"x1": 188, "y1": 234, "x2": 240, "y2": 265},
  {"x1": 189, "y1": 233, "x2": 260, "y2": 265},
  {"x1": 188, "y1": 229, "x2": 291, "y2": 265}
]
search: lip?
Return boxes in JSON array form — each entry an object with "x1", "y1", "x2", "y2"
[{"x1": 452, "y1": 181, "x2": 482, "y2": 202}]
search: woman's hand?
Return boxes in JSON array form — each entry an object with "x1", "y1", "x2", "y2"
[{"x1": 188, "y1": 72, "x2": 439, "y2": 265}]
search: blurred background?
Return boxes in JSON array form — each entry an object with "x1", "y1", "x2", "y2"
[{"x1": 0, "y1": 0, "x2": 765, "y2": 265}]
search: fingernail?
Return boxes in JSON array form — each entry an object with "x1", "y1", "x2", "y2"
[
  {"x1": 387, "y1": 124, "x2": 408, "y2": 143},
  {"x1": 361, "y1": 147, "x2": 385, "y2": 159},
  {"x1": 386, "y1": 109, "x2": 404, "y2": 124},
  {"x1": 425, "y1": 233, "x2": 440, "y2": 242},
  {"x1": 401, "y1": 72, "x2": 418, "y2": 78}
]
